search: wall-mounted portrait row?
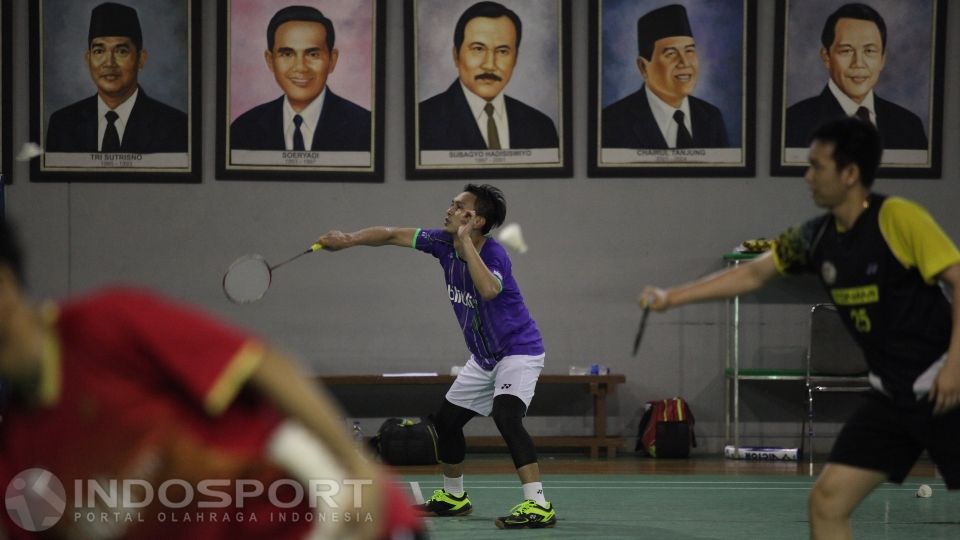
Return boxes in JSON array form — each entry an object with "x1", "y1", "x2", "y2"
[{"x1": 1, "y1": 0, "x2": 946, "y2": 184}]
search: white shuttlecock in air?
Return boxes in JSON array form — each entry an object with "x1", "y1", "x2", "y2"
[
  {"x1": 15, "y1": 142, "x2": 44, "y2": 161},
  {"x1": 497, "y1": 222, "x2": 528, "y2": 254}
]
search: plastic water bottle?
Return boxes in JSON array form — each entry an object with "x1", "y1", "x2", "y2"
[
  {"x1": 569, "y1": 364, "x2": 609, "y2": 375},
  {"x1": 351, "y1": 421, "x2": 364, "y2": 444},
  {"x1": 590, "y1": 364, "x2": 610, "y2": 375}
]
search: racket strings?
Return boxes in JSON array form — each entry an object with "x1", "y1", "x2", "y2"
[{"x1": 223, "y1": 255, "x2": 272, "y2": 303}]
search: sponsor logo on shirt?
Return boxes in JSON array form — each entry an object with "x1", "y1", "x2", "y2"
[
  {"x1": 448, "y1": 285, "x2": 478, "y2": 309},
  {"x1": 830, "y1": 285, "x2": 879, "y2": 306}
]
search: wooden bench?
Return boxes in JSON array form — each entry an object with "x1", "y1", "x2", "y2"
[{"x1": 317, "y1": 374, "x2": 626, "y2": 458}]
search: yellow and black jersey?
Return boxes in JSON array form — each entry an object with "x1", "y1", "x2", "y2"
[{"x1": 772, "y1": 194, "x2": 960, "y2": 402}]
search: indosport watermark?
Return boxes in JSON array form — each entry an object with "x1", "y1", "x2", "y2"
[{"x1": 4, "y1": 468, "x2": 373, "y2": 533}]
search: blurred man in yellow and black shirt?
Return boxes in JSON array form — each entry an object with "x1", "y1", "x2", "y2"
[
  {"x1": 774, "y1": 191, "x2": 957, "y2": 404},
  {"x1": 639, "y1": 117, "x2": 960, "y2": 540}
]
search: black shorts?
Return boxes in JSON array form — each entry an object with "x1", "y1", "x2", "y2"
[{"x1": 829, "y1": 391, "x2": 960, "y2": 488}]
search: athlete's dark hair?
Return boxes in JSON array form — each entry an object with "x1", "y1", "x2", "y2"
[
  {"x1": 454, "y1": 1, "x2": 522, "y2": 53},
  {"x1": 0, "y1": 219, "x2": 24, "y2": 284},
  {"x1": 811, "y1": 117, "x2": 883, "y2": 188},
  {"x1": 463, "y1": 184, "x2": 506, "y2": 235},
  {"x1": 267, "y1": 5, "x2": 335, "y2": 52},
  {"x1": 821, "y1": 3, "x2": 886, "y2": 52}
]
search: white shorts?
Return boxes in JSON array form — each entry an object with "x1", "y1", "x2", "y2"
[{"x1": 445, "y1": 354, "x2": 545, "y2": 416}]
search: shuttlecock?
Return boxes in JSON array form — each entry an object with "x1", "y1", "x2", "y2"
[
  {"x1": 916, "y1": 484, "x2": 933, "y2": 498},
  {"x1": 497, "y1": 222, "x2": 528, "y2": 254},
  {"x1": 15, "y1": 142, "x2": 44, "y2": 161}
]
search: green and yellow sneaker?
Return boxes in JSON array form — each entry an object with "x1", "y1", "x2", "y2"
[
  {"x1": 414, "y1": 489, "x2": 473, "y2": 517},
  {"x1": 495, "y1": 500, "x2": 557, "y2": 529}
]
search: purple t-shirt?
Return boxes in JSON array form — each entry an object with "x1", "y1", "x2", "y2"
[{"x1": 414, "y1": 228, "x2": 544, "y2": 370}]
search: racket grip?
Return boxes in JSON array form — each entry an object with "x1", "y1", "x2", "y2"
[{"x1": 310, "y1": 242, "x2": 323, "y2": 252}]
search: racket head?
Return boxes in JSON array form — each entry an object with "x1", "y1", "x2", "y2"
[{"x1": 222, "y1": 254, "x2": 272, "y2": 304}]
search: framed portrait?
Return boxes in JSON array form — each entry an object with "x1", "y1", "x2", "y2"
[
  {"x1": 589, "y1": 0, "x2": 756, "y2": 177},
  {"x1": 405, "y1": 0, "x2": 572, "y2": 180},
  {"x1": 2, "y1": 0, "x2": 12, "y2": 185},
  {"x1": 29, "y1": 0, "x2": 201, "y2": 182},
  {"x1": 216, "y1": 0, "x2": 385, "y2": 182},
  {"x1": 771, "y1": 0, "x2": 947, "y2": 178}
]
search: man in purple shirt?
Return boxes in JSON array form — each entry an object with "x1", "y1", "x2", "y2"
[{"x1": 318, "y1": 184, "x2": 556, "y2": 529}]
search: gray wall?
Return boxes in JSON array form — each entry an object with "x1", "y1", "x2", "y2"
[{"x1": 5, "y1": 1, "x2": 959, "y2": 454}]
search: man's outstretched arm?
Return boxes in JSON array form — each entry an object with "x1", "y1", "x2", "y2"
[
  {"x1": 318, "y1": 227, "x2": 418, "y2": 250},
  {"x1": 640, "y1": 252, "x2": 780, "y2": 311}
]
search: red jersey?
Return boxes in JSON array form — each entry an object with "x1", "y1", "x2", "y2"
[{"x1": 0, "y1": 288, "x2": 419, "y2": 539}]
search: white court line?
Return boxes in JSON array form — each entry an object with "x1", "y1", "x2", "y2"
[
  {"x1": 409, "y1": 481, "x2": 425, "y2": 504},
  {"x1": 405, "y1": 481, "x2": 434, "y2": 535}
]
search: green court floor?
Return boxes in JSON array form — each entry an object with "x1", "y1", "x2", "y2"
[{"x1": 400, "y1": 474, "x2": 958, "y2": 539}]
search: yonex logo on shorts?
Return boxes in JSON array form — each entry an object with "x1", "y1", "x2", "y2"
[
  {"x1": 4, "y1": 468, "x2": 66, "y2": 532},
  {"x1": 501, "y1": 384, "x2": 512, "y2": 390}
]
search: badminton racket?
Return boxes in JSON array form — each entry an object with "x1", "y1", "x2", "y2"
[
  {"x1": 632, "y1": 306, "x2": 650, "y2": 357},
  {"x1": 223, "y1": 243, "x2": 322, "y2": 304}
]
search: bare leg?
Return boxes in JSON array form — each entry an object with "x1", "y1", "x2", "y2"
[
  {"x1": 442, "y1": 462, "x2": 465, "y2": 479},
  {"x1": 517, "y1": 462, "x2": 540, "y2": 484},
  {"x1": 809, "y1": 463, "x2": 886, "y2": 540}
]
